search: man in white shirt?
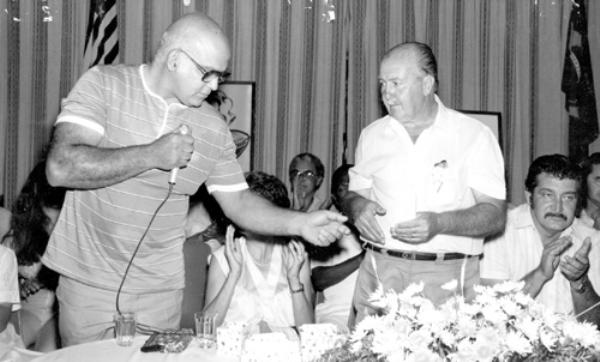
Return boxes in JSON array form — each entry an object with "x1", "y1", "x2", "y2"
[
  {"x1": 579, "y1": 152, "x2": 600, "y2": 229},
  {"x1": 481, "y1": 154, "x2": 600, "y2": 326},
  {"x1": 343, "y1": 42, "x2": 506, "y2": 323}
]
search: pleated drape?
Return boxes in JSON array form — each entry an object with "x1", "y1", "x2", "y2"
[{"x1": 2, "y1": 0, "x2": 600, "y2": 208}]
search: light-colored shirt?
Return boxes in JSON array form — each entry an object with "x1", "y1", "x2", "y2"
[
  {"x1": 0, "y1": 246, "x2": 23, "y2": 349},
  {"x1": 481, "y1": 203, "x2": 600, "y2": 314},
  {"x1": 0, "y1": 245, "x2": 20, "y2": 311},
  {"x1": 349, "y1": 96, "x2": 505, "y2": 254},
  {"x1": 43, "y1": 65, "x2": 247, "y2": 293},
  {"x1": 212, "y1": 240, "x2": 295, "y2": 328}
]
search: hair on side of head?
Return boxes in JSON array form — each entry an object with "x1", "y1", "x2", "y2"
[{"x1": 524, "y1": 154, "x2": 582, "y2": 193}]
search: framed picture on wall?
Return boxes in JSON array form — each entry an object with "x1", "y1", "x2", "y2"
[
  {"x1": 459, "y1": 110, "x2": 503, "y2": 148},
  {"x1": 208, "y1": 81, "x2": 255, "y2": 172}
]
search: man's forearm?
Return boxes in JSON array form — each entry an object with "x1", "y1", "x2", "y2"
[
  {"x1": 225, "y1": 190, "x2": 303, "y2": 236},
  {"x1": 570, "y1": 275, "x2": 600, "y2": 327},
  {"x1": 436, "y1": 202, "x2": 506, "y2": 238},
  {"x1": 47, "y1": 143, "x2": 155, "y2": 189}
]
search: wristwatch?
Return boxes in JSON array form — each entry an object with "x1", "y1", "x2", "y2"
[
  {"x1": 290, "y1": 283, "x2": 304, "y2": 294},
  {"x1": 571, "y1": 277, "x2": 586, "y2": 294}
]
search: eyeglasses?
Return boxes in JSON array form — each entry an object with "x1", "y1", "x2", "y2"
[
  {"x1": 178, "y1": 49, "x2": 230, "y2": 84},
  {"x1": 292, "y1": 169, "x2": 317, "y2": 180}
]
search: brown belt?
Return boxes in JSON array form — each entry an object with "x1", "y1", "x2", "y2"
[{"x1": 368, "y1": 244, "x2": 480, "y2": 261}]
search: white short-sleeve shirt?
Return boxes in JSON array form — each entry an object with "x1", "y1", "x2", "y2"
[
  {"x1": 349, "y1": 96, "x2": 506, "y2": 254},
  {"x1": 481, "y1": 203, "x2": 600, "y2": 314}
]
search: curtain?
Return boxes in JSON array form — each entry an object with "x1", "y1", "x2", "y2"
[{"x1": 2, "y1": 0, "x2": 600, "y2": 208}]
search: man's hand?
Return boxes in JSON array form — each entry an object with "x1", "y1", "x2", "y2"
[
  {"x1": 537, "y1": 236, "x2": 572, "y2": 281},
  {"x1": 150, "y1": 125, "x2": 194, "y2": 171},
  {"x1": 224, "y1": 225, "x2": 243, "y2": 280},
  {"x1": 299, "y1": 210, "x2": 350, "y2": 246},
  {"x1": 560, "y1": 237, "x2": 591, "y2": 282},
  {"x1": 347, "y1": 196, "x2": 386, "y2": 244},
  {"x1": 390, "y1": 212, "x2": 440, "y2": 244}
]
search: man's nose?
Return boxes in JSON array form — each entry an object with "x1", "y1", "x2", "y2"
[
  {"x1": 553, "y1": 198, "x2": 563, "y2": 213},
  {"x1": 206, "y1": 78, "x2": 219, "y2": 91}
]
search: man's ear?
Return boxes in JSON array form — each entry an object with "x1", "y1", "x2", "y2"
[
  {"x1": 423, "y1": 75, "x2": 435, "y2": 95},
  {"x1": 166, "y1": 50, "x2": 179, "y2": 72}
]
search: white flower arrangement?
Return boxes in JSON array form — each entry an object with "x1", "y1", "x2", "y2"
[{"x1": 320, "y1": 281, "x2": 600, "y2": 362}]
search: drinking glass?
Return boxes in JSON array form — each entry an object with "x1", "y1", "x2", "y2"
[
  {"x1": 114, "y1": 312, "x2": 136, "y2": 346},
  {"x1": 194, "y1": 312, "x2": 216, "y2": 349}
]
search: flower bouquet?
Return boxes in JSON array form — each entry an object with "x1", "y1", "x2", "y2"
[{"x1": 320, "y1": 281, "x2": 600, "y2": 362}]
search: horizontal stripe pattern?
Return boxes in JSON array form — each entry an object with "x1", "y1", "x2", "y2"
[{"x1": 43, "y1": 65, "x2": 246, "y2": 293}]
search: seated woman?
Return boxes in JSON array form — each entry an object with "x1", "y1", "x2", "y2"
[
  {"x1": 308, "y1": 164, "x2": 364, "y2": 332},
  {"x1": 204, "y1": 171, "x2": 313, "y2": 331},
  {"x1": 2, "y1": 161, "x2": 65, "y2": 351}
]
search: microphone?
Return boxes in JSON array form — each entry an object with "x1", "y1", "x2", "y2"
[{"x1": 168, "y1": 125, "x2": 189, "y2": 185}]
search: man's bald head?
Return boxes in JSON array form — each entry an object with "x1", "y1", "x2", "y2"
[{"x1": 155, "y1": 12, "x2": 230, "y2": 71}]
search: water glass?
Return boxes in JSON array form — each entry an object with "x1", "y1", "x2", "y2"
[
  {"x1": 194, "y1": 312, "x2": 216, "y2": 348},
  {"x1": 114, "y1": 312, "x2": 136, "y2": 346}
]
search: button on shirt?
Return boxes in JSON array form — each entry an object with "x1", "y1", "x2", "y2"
[{"x1": 349, "y1": 96, "x2": 505, "y2": 254}]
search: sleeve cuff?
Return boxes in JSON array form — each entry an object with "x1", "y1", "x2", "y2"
[
  {"x1": 56, "y1": 115, "x2": 105, "y2": 136},
  {"x1": 206, "y1": 182, "x2": 248, "y2": 193}
]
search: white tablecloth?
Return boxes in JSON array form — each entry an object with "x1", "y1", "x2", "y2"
[{"x1": 31, "y1": 336, "x2": 237, "y2": 362}]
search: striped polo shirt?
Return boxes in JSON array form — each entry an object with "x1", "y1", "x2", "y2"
[{"x1": 42, "y1": 65, "x2": 247, "y2": 293}]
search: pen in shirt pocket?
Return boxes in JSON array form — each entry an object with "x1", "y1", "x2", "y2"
[{"x1": 433, "y1": 159, "x2": 448, "y2": 193}]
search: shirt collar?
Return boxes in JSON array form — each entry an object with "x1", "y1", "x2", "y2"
[
  {"x1": 139, "y1": 65, "x2": 188, "y2": 110},
  {"x1": 384, "y1": 94, "x2": 452, "y2": 135}
]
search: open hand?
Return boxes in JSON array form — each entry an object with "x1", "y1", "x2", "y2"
[
  {"x1": 224, "y1": 225, "x2": 244, "y2": 279},
  {"x1": 390, "y1": 212, "x2": 440, "y2": 244},
  {"x1": 282, "y1": 240, "x2": 307, "y2": 279},
  {"x1": 300, "y1": 210, "x2": 350, "y2": 246},
  {"x1": 560, "y1": 237, "x2": 591, "y2": 282},
  {"x1": 538, "y1": 236, "x2": 572, "y2": 281},
  {"x1": 348, "y1": 197, "x2": 386, "y2": 244}
]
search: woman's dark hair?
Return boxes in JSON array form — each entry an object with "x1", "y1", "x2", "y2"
[
  {"x1": 331, "y1": 164, "x2": 353, "y2": 195},
  {"x1": 3, "y1": 161, "x2": 66, "y2": 265},
  {"x1": 245, "y1": 171, "x2": 291, "y2": 208}
]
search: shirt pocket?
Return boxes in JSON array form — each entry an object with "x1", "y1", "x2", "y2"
[{"x1": 428, "y1": 164, "x2": 459, "y2": 209}]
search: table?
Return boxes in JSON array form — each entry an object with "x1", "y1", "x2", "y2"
[{"x1": 31, "y1": 336, "x2": 237, "y2": 362}]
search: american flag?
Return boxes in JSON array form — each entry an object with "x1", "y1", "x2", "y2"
[{"x1": 83, "y1": 0, "x2": 119, "y2": 69}]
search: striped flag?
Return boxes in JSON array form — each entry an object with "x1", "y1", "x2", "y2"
[
  {"x1": 83, "y1": 0, "x2": 119, "y2": 69},
  {"x1": 561, "y1": 0, "x2": 598, "y2": 162}
]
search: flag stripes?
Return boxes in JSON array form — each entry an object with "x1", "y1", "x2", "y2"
[{"x1": 83, "y1": 0, "x2": 119, "y2": 69}]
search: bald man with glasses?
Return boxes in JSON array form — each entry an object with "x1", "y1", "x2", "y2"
[{"x1": 44, "y1": 12, "x2": 348, "y2": 346}]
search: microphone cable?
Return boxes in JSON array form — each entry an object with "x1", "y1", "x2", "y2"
[{"x1": 114, "y1": 182, "x2": 175, "y2": 333}]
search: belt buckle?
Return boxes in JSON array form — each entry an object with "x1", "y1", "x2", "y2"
[{"x1": 401, "y1": 252, "x2": 414, "y2": 260}]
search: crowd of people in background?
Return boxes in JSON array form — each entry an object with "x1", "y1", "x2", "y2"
[{"x1": 1, "y1": 11, "x2": 600, "y2": 358}]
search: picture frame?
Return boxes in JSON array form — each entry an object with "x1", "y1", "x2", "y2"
[
  {"x1": 459, "y1": 110, "x2": 503, "y2": 147},
  {"x1": 208, "y1": 81, "x2": 255, "y2": 172}
]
